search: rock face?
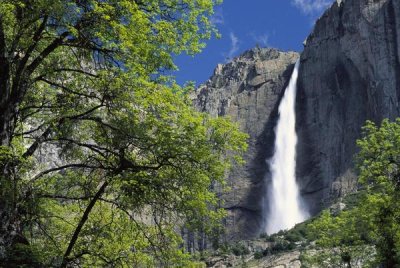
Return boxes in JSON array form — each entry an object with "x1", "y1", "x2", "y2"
[
  {"x1": 257, "y1": 251, "x2": 301, "y2": 268},
  {"x1": 206, "y1": 249, "x2": 302, "y2": 268},
  {"x1": 193, "y1": 48, "x2": 299, "y2": 240},
  {"x1": 193, "y1": 0, "x2": 400, "y2": 241},
  {"x1": 296, "y1": 0, "x2": 400, "y2": 214}
]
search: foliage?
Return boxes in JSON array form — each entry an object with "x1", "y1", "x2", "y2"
[
  {"x1": 283, "y1": 221, "x2": 310, "y2": 243},
  {"x1": 261, "y1": 221, "x2": 311, "y2": 250},
  {"x1": 304, "y1": 209, "x2": 375, "y2": 267},
  {"x1": 214, "y1": 242, "x2": 250, "y2": 257},
  {"x1": 0, "y1": 0, "x2": 249, "y2": 266},
  {"x1": 300, "y1": 245, "x2": 376, "y2": 268},
  {"x1": 230, "y1": 242, "x2": 250, "y2": 257},
  {"x1": 268, "y1": 239, "x2": 295, "y2": 254},
  {"x1": 304, "y1": 119, "x2": 400, "y2": 267},
  {"x1": 355, "y1": 119, "x2": 400, "y2": 266},
  {"x1": 259, "y1": 232, "x2": 268, "y2": 239},
  {"x1": 253, "y1": 250, "x2": 264, "y2": 260},
  {"x1": 341, "y1": 190, "x2": 366, "y2": 210}
]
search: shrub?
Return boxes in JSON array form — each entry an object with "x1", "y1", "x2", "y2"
[
  {"x1": 259, "y1": 233, "x2": 268, "y2": 239},
  {"x1": 269, "y1": 240, "x2": 295, "y2": 254},
  {"x1": 254, "y1": 250, "x2": 264, "y2": 259},
  {"x1": 231, "y1": 242, "x2": 250, "y2": 256}
]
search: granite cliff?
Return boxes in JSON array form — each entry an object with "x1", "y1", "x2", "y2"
[
  {"x1": 297, "y1": 0, "x2": 400, "y2": 214},
  {"x1": 194, "y1": 0, "x2": 400, "y2": 240},
  {"x1": 193, "y1": 48, "x2": 299, "y2": 240}
]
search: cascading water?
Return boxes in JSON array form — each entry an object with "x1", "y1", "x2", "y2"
[{"x1": 265, "y1": 60, "x2": 309, "y2": 235}]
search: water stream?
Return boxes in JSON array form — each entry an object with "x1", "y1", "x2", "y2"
[{"x1": 265, "y1": 60, "x2": 309, "y2": 234}]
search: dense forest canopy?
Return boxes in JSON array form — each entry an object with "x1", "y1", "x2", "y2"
[{"x1": 0, "y1": 0, "x2": 248, "y2": 266}]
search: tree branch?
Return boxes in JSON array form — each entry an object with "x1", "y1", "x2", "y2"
[
  {"x1": 22, "y1": 125, "x2": 53, "y2": 158},
  {"x1": 0, "y1": 15, "x2": 10, "y2": 110},
  {"x1": 30, "y1": 163, "x2": 105, "y2": 183},
  {"x1": 51, "y1": 68, "x2": 98, "y2": 78},
  {"x1": 9, "y1": 31, "x2": 70, "y2": 117},
  {"x1": 16, "y1": 15, "x2": 49, "y2": 79},
  {"x1": 38, "y1": 194, "x2": 93, "y2": 201},
  {"x1": 21, "y1": 101, "x2": 104, "y2": 158},
  {"x1": 38, "y1": 77, "x2": 100, "y2": 100},
  {"x1": 60, "y1": 181, "x2": 109, "y2": 268},
  {"x1": 26, "y1": 31, "x2": 70, "y2": 75},
  {"x1": 49, "y1": 137, "x2": 111, "y2": 159}
]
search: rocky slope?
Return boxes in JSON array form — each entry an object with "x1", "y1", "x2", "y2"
[
  {"x1": 193, "y1": 48, "x2": 299, "y2": 240},
  {"x1": 296, "y1": 0, "x2": 400, "y2": 214},
  {"x1": 206, "y1": 249, "x2": 302, "y2": 268}
]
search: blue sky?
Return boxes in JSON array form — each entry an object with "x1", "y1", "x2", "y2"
[{"x1": 173, "y1": 0, "x2": 333, "y2": 86}]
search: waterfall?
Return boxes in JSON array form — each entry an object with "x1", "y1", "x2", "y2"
[{"x1": 265, "y1": 60, "x2": 309, "y2": 235}]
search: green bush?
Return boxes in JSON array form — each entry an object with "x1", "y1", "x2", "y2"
[
  {"x1": 342, "y1": 191, "x2": 365, "y2": 210},
  {"x1": 269, "y1": 240, "x2": 295, "y2": 254},
  {"x1": 285, "y1": 232, "x2": 303, "y2": 242},
  {"x1": 254, "y1": 250, "x2": 264, "y2": 259},
  {"x1": 265, "y1": 234, "x2": 279, "y2": 242},
  {"x1": 230, "y1": 242, "x2": 250, "y2": 256},
  {"x1": 217, "y1": 243, "x2": 231, "y2": 256},
  {"x1": 259, "y1": 233, "x2": 268, "y2": 239}
]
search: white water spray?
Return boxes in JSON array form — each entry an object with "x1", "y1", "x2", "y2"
[{"x1": 265, "y1": 60, "x2": 309, "y2": 234}]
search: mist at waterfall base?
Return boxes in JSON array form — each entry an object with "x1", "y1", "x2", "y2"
[{"x1": 265, "y1": 60, "x2": 309, "y2": 235}]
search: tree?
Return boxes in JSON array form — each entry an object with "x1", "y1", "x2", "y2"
[
  {"x1": 355, "y1": 119, "x2": 400, "y2": 267},
  {"x1": 305, "y1": 119, "x2": 400, "y2": 268},
  {"x1": 0, "y1": 0, "x2": 248, "y2": 266},
  {"x1": 303, "y1": 210, "x2": 375, "y2": 268}
]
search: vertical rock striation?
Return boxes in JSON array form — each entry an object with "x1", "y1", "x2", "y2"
[
  {"x1": 296, "y1": 0, "x2": 400, "y2": 214},
  {"x1": 193, "y1": 48, "x2": 299, "y2": 239}
]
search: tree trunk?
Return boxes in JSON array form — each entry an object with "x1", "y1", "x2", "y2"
[
  {"x1": 0, "y1": 95, "x2": 27, "y2": 264},
  {"x1": 0, "y1": 112, "x2": 26, "y2": 263},
  {"x1": 0, "y1": 17, "x2": 27, "y2": 264}
]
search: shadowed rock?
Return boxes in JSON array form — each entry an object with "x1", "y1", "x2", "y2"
[{"x1": 297, "y1": 0, "x2": 400, "y2": 214}]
